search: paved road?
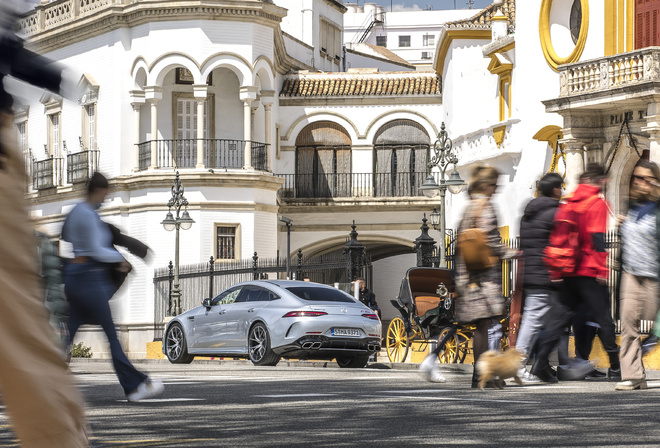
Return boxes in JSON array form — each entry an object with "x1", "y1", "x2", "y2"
[{"x1": 2, "y1": 360, "x2": 660, "y2": 447}]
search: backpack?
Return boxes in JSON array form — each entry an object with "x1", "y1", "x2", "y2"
[
  {"x1": 457, "y1": 228, "x2": 496, "y2": 271},
  {"x1": 544, "y1": 195, "x2": 600, "y2": 276}
]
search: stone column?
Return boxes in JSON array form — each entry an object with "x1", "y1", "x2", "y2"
[
  {"x1": 239, "y1": 86, "x2": 259, "y2": 170},
  {"x1": 643, "y1": 102, "x2": 660, "y2": 164},
  {"x1": 129, "y1": 90, "x2": 145, "y2": 172},
  {"x1": 193, "y1": 85, "x2": 208, "y2": 169},
  {"x1": 560, "y1": 138, "x2": 586, "y2": 194},
  {"x1": 145, "y1": 86, "x2": 163, "y2": 170},
  {"x1": 261, "y1": 91, "x2": 275, "y2": 171}
]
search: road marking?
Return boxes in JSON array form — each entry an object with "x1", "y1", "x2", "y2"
[
  {"x1": 117, "y1": 398, "x2": 206, "y2": 403},
  {"x1": 380, "y1": 389, "x2": 453, "y2": 393},
  {"x1": 360, "y1": 394, "x2": 542, "y2": 404},
  {"x1": 94, "y1": 438, "x2": 216, "y2": 447},
  {"x1": 255, "y1": 393, "x2": 337, "y2": 398}
]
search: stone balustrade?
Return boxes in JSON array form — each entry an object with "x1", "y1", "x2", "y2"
[
  {"x1": 17, "y1": 0, "x2": 115, "y2": 37},
  {"x1": 560, "y1": 47, "x2": 660, "y2": 97}
]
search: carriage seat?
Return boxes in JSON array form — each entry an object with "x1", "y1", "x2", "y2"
[{"x1": 412, "y1": 293, "x2": 440, "y2": 317}]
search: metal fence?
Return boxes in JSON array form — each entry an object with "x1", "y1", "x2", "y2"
[
  {"x1": 152, "y1": 251, "x2": 372, "y2": 339},
  {"x1": 67, "y1": 150, "x2": 100, "y2": 184},
  {"x1": 33, "y1": 157, "x2": 63, "y2": 190}
]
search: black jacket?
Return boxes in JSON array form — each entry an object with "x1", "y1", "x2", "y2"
[
  {"x1": 520, "y1": 195, "x2": 560, "y2": 289},
  {"x1": 358, "y1": 288, "x2": 378, "y2": 309}
]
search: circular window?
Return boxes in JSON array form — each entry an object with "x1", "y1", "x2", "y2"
[{"x1": 539, "y1": 0, "x2": 589, "y2": 71}]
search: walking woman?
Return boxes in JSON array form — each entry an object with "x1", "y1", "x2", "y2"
[
  {"x1": 615, "y1": 161, "x2": 660, "y2": 390},
  {"x1": 455, "y1": 165, "x2": 518, "y2": 388},
  {"x1": 62, "y1": 172, "x2": 164, "y2": 401}
]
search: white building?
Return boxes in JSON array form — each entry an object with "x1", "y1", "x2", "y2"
[{"x1": 11, "y1": 0, "x2": 448, "y2": 358}]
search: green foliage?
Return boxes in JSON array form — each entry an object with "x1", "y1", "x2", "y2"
[{"x1": 71, "y1": 342, "x2": 93, "y2": 358}]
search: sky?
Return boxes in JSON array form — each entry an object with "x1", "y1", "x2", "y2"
[{"x1": 352, "y1": 0, "x2": 494, "y2": 12}]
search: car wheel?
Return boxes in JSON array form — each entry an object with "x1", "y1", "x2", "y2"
[
  {"x1": 336, "y1": 356, "x2": 369, "y2": 368},
  {"x1": 248, "y1": 322, "x2": 280, "y2": 366},
  {"x1": 165, "y1": 323, "x2": 194, "y2": 364}
]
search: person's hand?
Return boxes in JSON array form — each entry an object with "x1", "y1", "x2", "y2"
[
  {"x1": 615, "y1": 214, "x2": 626, "y2": 228},
  {"x1": 117, "y1": 261, "x2": 132, "y2": 273}
]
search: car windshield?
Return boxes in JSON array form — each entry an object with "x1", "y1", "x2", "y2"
[{"x1": 286, "y1": 286, "x2": 356, "y2": 303}]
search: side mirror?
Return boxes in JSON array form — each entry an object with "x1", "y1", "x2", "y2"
[{"x1": 202, "y1": 298, "x2": 212, "y2": 308}]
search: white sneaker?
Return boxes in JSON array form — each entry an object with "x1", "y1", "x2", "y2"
[
  {"x1": 419, "y1": 355, "x2": 446, "y2": 383},
  {"x1": 517, "y1": 367, "x2": 541, "y2": 383},
  {"x1": 127, "y1": 378, "x2": 164, "y2": 402}
]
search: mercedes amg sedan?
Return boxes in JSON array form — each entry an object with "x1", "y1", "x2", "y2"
[{"x1": 163, "y1": 280, "x2": 382, "y2": 368}]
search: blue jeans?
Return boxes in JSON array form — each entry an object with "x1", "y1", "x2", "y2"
[
  {"x1": 63, "y1": 261, "x2": 147, "y2": 395},
  {"x1": 516, "y1": 289, "x2": 554, "y2": 364}
]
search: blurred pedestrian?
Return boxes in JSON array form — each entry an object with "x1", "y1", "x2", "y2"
[
  {"x1": 615, "y1": 161, "x2": 660, "y2": 390},
  {"x1": 356, "y1": 277, "x2": 381, "y2": 320},
  {"x1": 61, "y1": 172, "x2": 164, "y2": 402},
  {"x1": 0, "y1": 87, "x2": 89, "y2": 446},
  {"x1": 532, "y1": 163, "x2": 620, "y2": 383},
  {"x1": 454, "y1": 165, "x2": 518, "y2": 388},
  {"x1": 516, "y1": 172, "x2": 563, "y2": 382}
]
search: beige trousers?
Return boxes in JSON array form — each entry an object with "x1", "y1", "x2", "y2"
[
  {"x1": 0, "y1": 113, "x2": 88, "y2": 447},
  {"x1": 619, "y1": 271, "x2": 660, "y2": 381}
]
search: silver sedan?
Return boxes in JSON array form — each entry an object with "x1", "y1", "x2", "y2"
[{"x1": 163, "y1": 280, "x2": 382, "y2": 368}]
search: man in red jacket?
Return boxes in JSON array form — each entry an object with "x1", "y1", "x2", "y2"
[{"x1": 531, "y1": 163, "x2": 621, "y2": 383}]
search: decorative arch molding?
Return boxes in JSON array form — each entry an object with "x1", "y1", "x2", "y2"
[
  {"x1": 283, "y1": 112, "x2": 360, "y2": 144},
  {"x1": 296, "y1": 234, "x2": 415, "y2": 259},
  {"x1": 607, "y1": 139, "x2": 647, "y2": 216},
  {"x1": 253, "y1": 56, "x2": 276, "y2": 89},
  {"x1": 363, "y1": 110, "x2": 439, "y2": 143},
  {"x1": 200, "y1": 52, "x2": 253, "y2": 86},
  {"x1": 149, "y1": 53, "x2": 202, "y2": 85},
  {"x1": 130, "y1": 56, "x2": 150, "y2": 81},
  {"x1": 539, "y1": 0, "x2": 590, "y2": 71}
]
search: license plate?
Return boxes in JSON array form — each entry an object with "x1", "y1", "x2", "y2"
[{"x1": 332, "y1": 328, "x2": 361, "y2": 337}]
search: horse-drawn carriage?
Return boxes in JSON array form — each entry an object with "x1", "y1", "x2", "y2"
[{"x1": 385, "y1": 267, "x2": 509, "y2": 364}]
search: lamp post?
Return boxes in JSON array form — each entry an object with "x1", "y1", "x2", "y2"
[
  {"x1": 279, "y1": 216, "x2": 292, "y2": 279},
  {"x1": 161, "y1": 171, "x2": 194, "y2": 315},
  {"x1": 419, "y1": 122, "x2": 466, "y2": 267}
]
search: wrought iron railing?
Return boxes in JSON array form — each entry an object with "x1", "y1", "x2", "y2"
[
  {"x1": 32, "y1": 157, "x2": 63, "y2": 190},
  {"x1": 67, "y1": 150, "x2": 100, "y2": 184},
  {"x1": 277, "y1": 171, "x2": 431, "y2": 198},
  {"x1": 136, "y1": 139, "x2": 268, "y2": 171}
]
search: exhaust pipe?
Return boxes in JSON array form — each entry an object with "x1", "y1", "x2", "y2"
[
  {"x1": 301, "y1": 342, "x2": 313, "y2": 349},
  {"x1": 368, "y1": 344, "x2": 381, "y2": 351},
  {"x1": 311, "y1": 342, "x2": 322, "y2": 349}
]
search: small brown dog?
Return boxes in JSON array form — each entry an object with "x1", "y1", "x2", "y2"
[{"x1": 475, "y1": 349, "x2": 524, "y2": 389}]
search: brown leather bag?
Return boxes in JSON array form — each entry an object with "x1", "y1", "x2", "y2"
[{"x1": 457, "y1": 227, "x2": 495, "y2": 271}]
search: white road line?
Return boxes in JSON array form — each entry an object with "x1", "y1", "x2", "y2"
[
  {"x1": 255, "y1": 393, "x2": 338, "y2": 398},
  {"x1": 360, "y1": 394, "x2": 542, "y2": 404},
  {"x1": 380, "y1": 389, "x2": 453, "y2": 393}
]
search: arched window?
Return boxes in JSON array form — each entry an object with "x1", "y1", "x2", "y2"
[
  {"x1": 295, "y1": 121, "x2": 352, "y2": 198},
  {"x1": 373, "y1": 120, "x2": 430, "y2": 196}
]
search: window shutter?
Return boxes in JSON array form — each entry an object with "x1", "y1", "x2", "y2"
[{"x1": 635, "y1": 0, "x2": 660, "y2": 49}]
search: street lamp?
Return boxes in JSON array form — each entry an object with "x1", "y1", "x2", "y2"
[
  {"x1": 161, "y1": 171, "x2": 194, "y2": 315},
  {"x1": 419, "y1": 122, "x2": 466, "y2": 267},
  {"x1": 279, "y1": 216, "x2": 292, "y2": 279}
]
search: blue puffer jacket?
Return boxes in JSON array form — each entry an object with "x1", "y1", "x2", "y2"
[{"x1": 520, "y1": 195, "x2": 560, "y2": 289}]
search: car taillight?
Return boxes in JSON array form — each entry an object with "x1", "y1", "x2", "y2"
[
  {"x1": 282, "y1": 311, "x2": 328, "y2": 318},
  {"x1": 362, "y1": 313, "x2": 380, "y2": 320}
]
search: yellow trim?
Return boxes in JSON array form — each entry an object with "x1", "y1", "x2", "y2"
[
  {"x1": 497, "y1": 76, "x2": 511, "y2": 122},
  {"x1": 533, "y1": 125, "x2": 566, "y2": 178},
  {"x1": 626, "y1": 0, "x2": 634, "y2": 52},
  {"x1": 434, "y1": 29, "x2": 492, "y2": 77},
  {"x1": 605, "y1": 0, "x2": 615, "y2": 55},
  {"x1": 618, "y1": 0, "x2": 625, "y2": 53},
  {"x1": 487, "y1": 54, "x2": 513, "y2": 76},
  {"x1": 539, "y1": 0, "x2": 590, "y2": 71},
  {"x1": 493, "y1": 124, "x2": 506, "y2": 147}
]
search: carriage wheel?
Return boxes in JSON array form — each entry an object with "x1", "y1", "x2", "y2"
[
  {"x1": 386, "y1": 317, "x2": 410, "y2": 363},
  {"x1": 436, "y1": 327, "x2": 459, "y2": 364},
  {"x1": 456, "y1": 330, "x2": 471, "y2": 364}
]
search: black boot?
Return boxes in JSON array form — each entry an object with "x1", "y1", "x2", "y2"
[
  {"x1": 607, "y1": 351, "x2": 621, "y2": 381},
  {"x1": 642, "y1": 334, "x2": 658, "y2": 356},
  {"x1": 531, "y1": 359, "x2": 558, "y2": 383}
]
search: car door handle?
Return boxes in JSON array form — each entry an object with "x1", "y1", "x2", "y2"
[
  {"x1": 219, "y1": 310, "x2": 226, "y2": 315},
  {"x1": 187, "y1": 316, "x2": 194, "y2": 320},
  {"x1": 248, "y1": 308, "x2": 255, "y2": 313}
]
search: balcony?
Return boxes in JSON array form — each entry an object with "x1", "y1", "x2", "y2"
[
  {"x1": 67, "y1": 150, "x2": 100, "y2": 184},
  {"x1": 277, "y1": 171, "x2": 431, "y2": 199},
  {"x1": 33, "y1": 157, "x2": 63, "y2": 190},
  {"x1": 137, "y1": 139, "x2": 268, "y2": 171}
]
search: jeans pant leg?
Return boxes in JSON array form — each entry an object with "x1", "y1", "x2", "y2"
[
  {"x1": 516, "y1": 289, "x2": 552, "y2": 363},
  {"x1": 536, "y1": 283, "x2": 576, "y2": 364},
  {"x1": 64, "y1": 263, "x2": 147, "y2": 395}
]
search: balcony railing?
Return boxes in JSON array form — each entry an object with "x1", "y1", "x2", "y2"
[
  {"x1": 137, "y1": 139, "x2": 268, "y2": 171},
  {"x1": 277, "y1": 171, "x2": 431, "y2": 199},
  {"x1": 67, "y1": 150, "x2": 100, "y2": 184},
  {"x1": 559, "y1": 47, "x2": 660, "y2": 97},
  {"x1": 33, "y1": 157, "x2": 63, "y2": 190}
]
